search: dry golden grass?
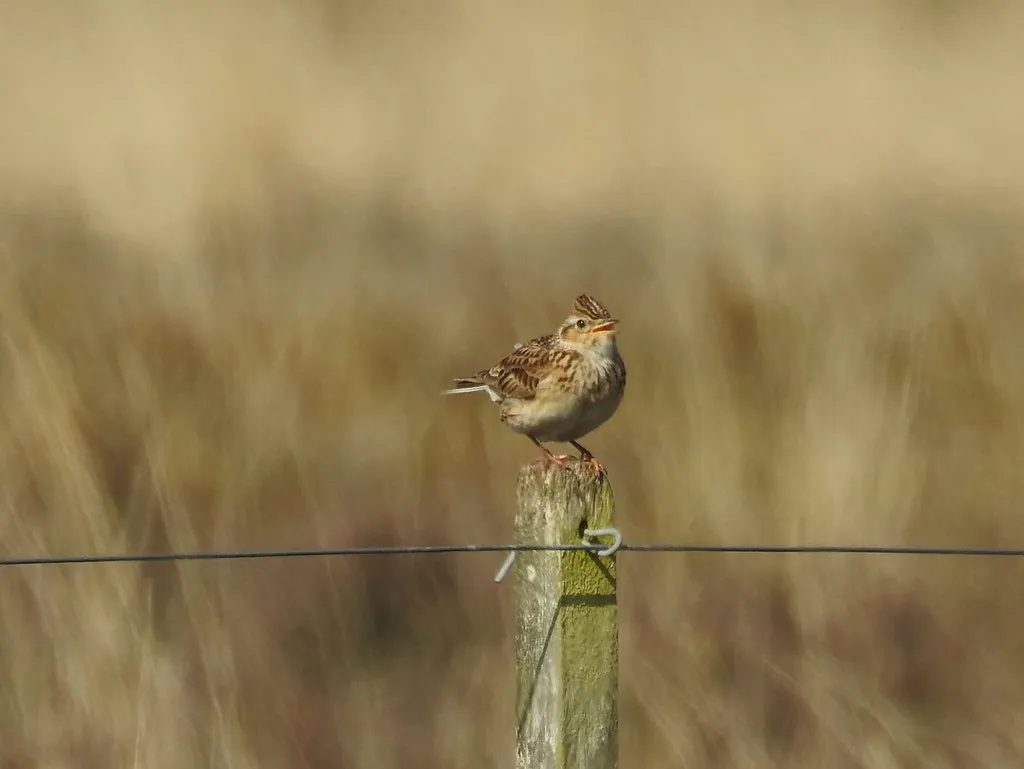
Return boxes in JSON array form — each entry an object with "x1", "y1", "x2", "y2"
[{"x1": 3, "y1": 0, "x2": 1024, "y2": 765}]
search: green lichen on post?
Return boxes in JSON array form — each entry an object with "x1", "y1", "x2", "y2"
[{"x1": 514, "y1": 459, "x2": 618, "y2": 769}]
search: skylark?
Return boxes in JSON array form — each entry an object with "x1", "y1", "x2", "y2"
[{"x1": 443, "y1": 294, "x2": 626, "y2": 471}]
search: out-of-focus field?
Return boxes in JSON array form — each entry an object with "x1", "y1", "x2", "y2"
[{"x1": 2, "y1": 0, "x2": 1024, "y2": 765}]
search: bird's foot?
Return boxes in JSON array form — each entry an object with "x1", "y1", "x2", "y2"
[
  {"x1": 580, "y1": 454, "x2": 605, "y2": 475},
  {"x1": 570, "y1": 441, "x2": 606, "y2": 475},
  {"x1": 529, "y1": 435, "x2": 574, "y2": 468},
  {"x1": 542, "y1": 451, "x2": 575, "y2": 468}
]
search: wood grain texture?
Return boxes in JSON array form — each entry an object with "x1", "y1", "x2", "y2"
[{"x1": 515, "y1": 459, "x2": 618, "y2": 769}]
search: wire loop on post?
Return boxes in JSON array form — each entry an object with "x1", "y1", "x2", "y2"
[
  {"x1": 494, "y1": 526, "x2": 625, "y2": 583},
  {"x1": 582, "y1": 527, "x2": 623, "y2": 557}
]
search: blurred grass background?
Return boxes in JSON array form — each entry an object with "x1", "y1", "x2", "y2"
[{"x1": 2, "y1": 0, "x2": 1024, "y2": 765}]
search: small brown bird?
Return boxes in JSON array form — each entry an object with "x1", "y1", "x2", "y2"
[{"x1": 443, "y1": 294, "x2": 626, "y2": 472}]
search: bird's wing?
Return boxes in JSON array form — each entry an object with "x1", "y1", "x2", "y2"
[{"x1": 475, "y1": 334, "x2": 561, "y2": 401}]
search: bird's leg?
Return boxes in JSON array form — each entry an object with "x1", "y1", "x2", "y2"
[
  {"x1": 569, "y1": 440, "x2": 605, "y2": 474},
  {"x1": 529, "y1": 435, "x2": 572, "y2": 467}
]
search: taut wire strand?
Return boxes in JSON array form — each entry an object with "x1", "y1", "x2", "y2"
[{"x1": 2, "y1": 537, "x2": 1024, "y2": 568}]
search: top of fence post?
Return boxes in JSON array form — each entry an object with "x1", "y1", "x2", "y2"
[{"x1": 514, "y1": 458, "x2": 618, "y2": 769}]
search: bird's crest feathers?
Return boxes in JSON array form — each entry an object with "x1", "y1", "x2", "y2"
[{"x1": 573, "y1": 294, "x2": 612, "y2": 321}]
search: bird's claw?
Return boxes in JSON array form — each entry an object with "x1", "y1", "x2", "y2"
[
  {"x1": 573, "y1": 449, "x2": 606, "y2": 475},
  {"x1": 543, "y1": 453, "x2": 574, "y2": 468}
]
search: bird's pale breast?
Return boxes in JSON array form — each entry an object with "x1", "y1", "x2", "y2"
[{"x1": 500, "y1": 351, "x2": 625, "y2": 442}]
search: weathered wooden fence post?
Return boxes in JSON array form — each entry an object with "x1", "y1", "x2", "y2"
[{"x1": 515, "y1": 459, "x2": 618, "y2": 769}]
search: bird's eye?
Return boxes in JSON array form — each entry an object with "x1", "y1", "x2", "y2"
[{"x1": 575, "y1": 319, "x2": 586, "y2": 329}]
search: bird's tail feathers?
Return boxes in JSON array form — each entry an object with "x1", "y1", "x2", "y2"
[
  {"x1": 441, "y1": 384, "x2": 491, "y2": 396},
  {"x1": 441, "y1": 378, "x2": 501, "y2": 401}
]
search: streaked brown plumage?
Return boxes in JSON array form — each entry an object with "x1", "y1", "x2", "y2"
[{"x1": 443, "y1": 294, "x2": 626, "y2": 471}]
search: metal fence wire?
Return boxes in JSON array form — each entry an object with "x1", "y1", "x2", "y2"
[{"x1": 2, "y1": 532, "x2": 1022, "y2": 568}]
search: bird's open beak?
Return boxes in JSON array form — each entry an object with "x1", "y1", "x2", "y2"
[{"x1": 591, "y1": 319, "x2": 618, "y2": 334}]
